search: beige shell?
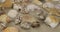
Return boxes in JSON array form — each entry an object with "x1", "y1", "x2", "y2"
[
  {"x1": 0, "y1": 14, "x2": 10, "y2": 23},
  {"x1": 2, "y1": 27, "x2": 19, "y2": 32},
  {"x1": 43, "y1": 2, "x2": 60, "y2": 16},
  {"x1": 20, "y1": 14, "x2": 38, "y2": 23},
  {"x1": 0, "y1": 0, "x2": 12, "y2": 8},
  {"x1": 45, "y1": 15, "x2": 59, "y2": 28},
  {"x1": 44, "y1": 8, "x2": 60, "y2": 16},
  {"x1": 20, "y1": 14, "x2": 40, "y2": 29}
]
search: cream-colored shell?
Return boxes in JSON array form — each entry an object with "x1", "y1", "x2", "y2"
[
  {"x1": 45, "y1": 15, "x2": 59, "y2": 28},
  {"x1": 0, "y1": 14, "x2": 10, "y2": 23},
  {"x1": 7, "y1": 9, "x2": 18, "y2": 18},
  {"x1": 20, "y1": 14, "x2": 38, "y2": 23},
  {"x1": 0, "y1": 0, "x2": 12, "y2": 8}
]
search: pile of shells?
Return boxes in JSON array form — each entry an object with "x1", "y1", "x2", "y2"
[{"x1": 0, "y1": 0, "x2": 60, "y2": 32}]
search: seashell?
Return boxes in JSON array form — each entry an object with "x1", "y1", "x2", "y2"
[
  {"x1": 32, "y1": 0, "x2": 42, "y2": 5},
  {"x1": 20, "y1": 22, "x2": 31, "y2": 29},
  {"x1": 20, "y1": 14, "x2": 38, "y2": 23},
  {"x1": 44, "y1": 8, "x2": 60, "y2": 16},
  {"x1": 31, "y1": 21, "x2": 40, "y2": 28},
  {"x1": 29, "y1": 10, "x2": 42, "y2": 16},
  {"x1": 0, "y1": 0, "x2": 12, "y2": 8},
  {"x1": 7, "y1": 9, "x2": 18, "y2": 18},
  {"x1": 26, "y1": 4, "x2": 47, "y2": 20},
  {"x1": 45, "y1": 15, "x2": 59, "y2": 28},
  {"x1": 20, "y1": 14, "x2": 40, "y2": 29},
  {"x1": 26, "y1": 4, "x2": 40, "y2": 12},
  {"x1": 0, "y1": 14, "x2": 11, "y2": 23},
  {"x1": 14, "y1": 15, "x2": 21, "y2": 24},
  {"x1": 0, "y1": 23, "x2": 7, "y2": 30},
  {"x1": 13, "y1": 4, "x2": 22, "y2": 10},
  {"x1": 21, "y1": 4, "x2": 40, "y2": 13},
  {"x1": 43, "y1": 2, "x2": 54, "y2": 8},
  {"x1": 2, "y1": 27, "x2": 19, "y2": 32}
]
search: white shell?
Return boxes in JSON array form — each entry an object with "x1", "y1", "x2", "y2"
[
  {"x1": 45, "y1": 16, "x2": 59, "y2": 28},
  {"x1": 7, "y1": 9, "x2": 18, "y2": 18}
]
